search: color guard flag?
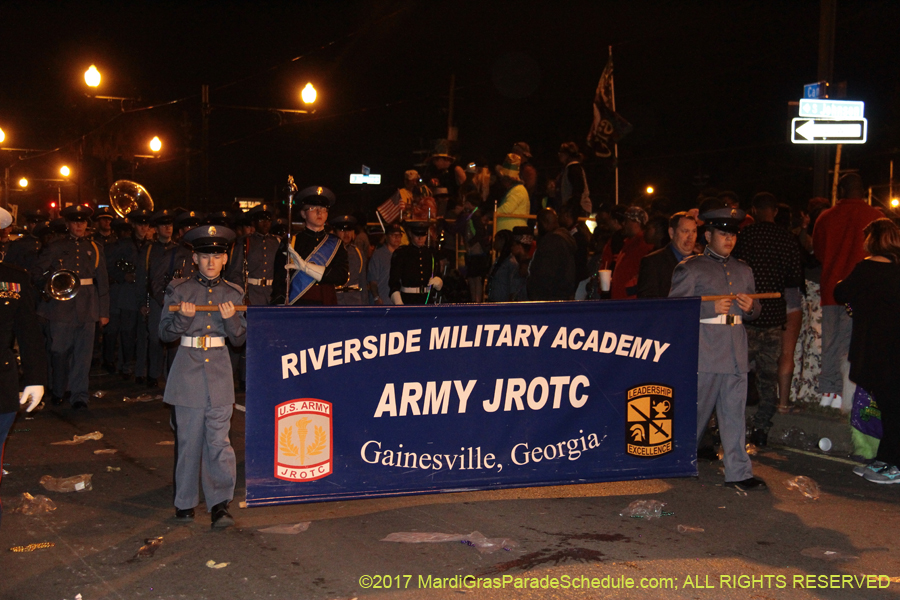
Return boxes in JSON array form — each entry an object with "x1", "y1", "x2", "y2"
[{"x1": 587, "y1": 55, "x2": 632, "y2": 158}]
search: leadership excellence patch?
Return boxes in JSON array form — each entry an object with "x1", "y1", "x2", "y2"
[{"x1": 626, "y1": 384, "x2": 674, "y2": 458}]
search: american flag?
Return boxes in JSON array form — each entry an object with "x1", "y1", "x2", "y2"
[{"x1": 377, "y1": 192, "x2": 405, "y2": 224}]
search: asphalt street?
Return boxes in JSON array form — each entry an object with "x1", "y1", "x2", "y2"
[{"x1": 1, "y1": 371, "x2": 898, "y2": 600}]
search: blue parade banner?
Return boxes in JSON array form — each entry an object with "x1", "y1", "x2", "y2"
[{"x1": 245, "y1": 299, "x2": 700, "y2": 507}]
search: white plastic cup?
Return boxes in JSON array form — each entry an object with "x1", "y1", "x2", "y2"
[
  {"x1": 599, "y1": 270, "x2": 612, "y2": 292},
  {"x1": 818, "y1": 437, "x2": 832, "y2": 452}
]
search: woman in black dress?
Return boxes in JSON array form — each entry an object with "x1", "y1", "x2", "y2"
[{"x1": 834, "y1": 218, "x2": 900, "y2": 483}]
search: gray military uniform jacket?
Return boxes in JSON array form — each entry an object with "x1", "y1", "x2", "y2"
[
  {"x1": 35, "y1": 235, "x2": 110, "y2": 322},
  {"x1": 225, "y1": 232, "x2": 280, "y2": 305},
  {"x1": 668, "y1": 248, "x2": 761, "y2": 374},
  {"x1": 159, "y1": 275, "x2": 246, "y2": 408}
]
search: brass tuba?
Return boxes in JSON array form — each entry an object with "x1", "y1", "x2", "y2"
[
  {"x1": 109, "y1": 180, "x2": 153, "y2": 218},
  {"x1": 44, "y1": 260, "x2": 80, "y2": 301}
]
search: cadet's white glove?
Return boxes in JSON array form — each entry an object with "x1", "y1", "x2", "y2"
[
  {"x1": 428, "y1": 276, "x2": 443, "y2": 291},
  {"x1": 390, "y1": 291, "x2": 403, "y2": 305},
  {"x1": 20, "y1": 385, "x2": 44, "y2": 413},
  {"x1": 286, "y1": 245, "x2": 325, "y2": 282}
]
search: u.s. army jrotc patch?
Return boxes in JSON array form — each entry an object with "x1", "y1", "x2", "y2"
[
  {"x1": 626, "y1": 384, "x2": 674, "y2": 458},
  {"x1": 275, "y1": 398, "x2": 333, "y2": 482}
]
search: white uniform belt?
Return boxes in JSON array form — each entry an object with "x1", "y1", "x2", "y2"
[
  {"x1": 247, "y1": 277, "x2": 272, "y2": 286},
  {"x1": 180, "y1": 335, "x2": 226, "y2": 349},
  {"x1": 700, "y1": 314, "x2": 742, "y2": 325},
  {"x1": 400, "y1": 286, "x2": 428, "y2": 294},
  {"x1": 79, "y1": 279, "x2": 93, "y2": 285}
]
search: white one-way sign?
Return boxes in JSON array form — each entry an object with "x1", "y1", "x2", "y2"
[{"x1": 791, "y1": 118, "x2": 868, "y2": 144}]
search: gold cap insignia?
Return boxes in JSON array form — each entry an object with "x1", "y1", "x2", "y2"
[
  {"x1": 317, "y1": 187, "x2": 323, "y2": 196},
  {"x1": 208, "y1": 226, "x2": 217, "y2": 236}
]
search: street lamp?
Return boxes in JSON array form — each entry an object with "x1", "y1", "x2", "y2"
[
  {"x1": 891, "y1": 198, "x2": 899, "y2": 208},
  {"x1": 0, "y1": 128, "x2": 5, "y2": 144},
  {"x1": 645, "y1": 186, "x2": 654, "y2": 195},
  {"x1": 301, "y1": 83, "x2": 317, "y2": 105},
  {"x1": 18, "y1": 177, "x2": 28, "y2": 188},
  {"x1": 60, "y1": 166, "x2": 71, "y2": 177},
  {"x1": 149, "y1": 136, "x2": 162, "y2": 153},
  {"x1": 85, "y1": 65, "x2": 101, "y2": 88}
]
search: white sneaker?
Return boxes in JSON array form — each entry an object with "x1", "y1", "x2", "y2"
[
  {"x1": 829, "y1": 393, "x2": 843, "y2": 409},
  {"x1": 819, "y1": 393, "x2": 834, "y2": 407}
]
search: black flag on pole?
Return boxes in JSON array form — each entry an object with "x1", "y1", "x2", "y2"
[{"x1": 587, "y1": 55, "x2": 632, "y2": 158}]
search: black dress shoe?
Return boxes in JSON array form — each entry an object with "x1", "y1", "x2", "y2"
[
  {"x1": 210, "y1": 501, "x2": 235, "y2": 528},
  {"x1": 146, "y1": 377, "x2": 158, "y2": 388},
  {"x1": 749, "y1": 428, "x2": 768, "y2": 447},
  {"x1": 50, "y1": 394, "x2": 64, "y2": 406},
  {"x1": 103, "y1": 362, "x2": 117, "y2": 375},
  {"x1": 725, "y1": 477, "x2": 768, "y2": 491},
  {"x1": 135, "y1": 376, "x2": 146, "y2": 385},
  {"x1": 72, "y1": 400, "x2": 89, "y2": 411},
  {"x1": 697, "y1": 446, "x2": 719, "y2": 461},
  {"x1": 175, "y1": 507, "x2": 195, "y2": 520}
]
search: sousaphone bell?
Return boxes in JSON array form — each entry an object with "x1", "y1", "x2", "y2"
[{"x1": 109, "y1": 180, "x2": 154, "y2": 218}]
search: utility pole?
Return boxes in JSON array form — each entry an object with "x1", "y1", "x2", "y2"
[
  {"x1": 813, "y1": 0, "x2": 837, "y2": 199},
  {"x1": 201, "y1": 84, "x2": 210, "y2": 210},
  {"x1": 447, "y1": 74, "x2": 457, "y2": 141}
]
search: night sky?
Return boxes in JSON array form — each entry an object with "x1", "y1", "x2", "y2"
[{"x1": 2, "y1": 0, "x2": 899, "y2": 219}]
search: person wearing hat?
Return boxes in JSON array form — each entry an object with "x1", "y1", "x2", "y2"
[
  {"x1": 599, "y1": 205, "x2": 654, "y2": 300},
  {"x1": 90, "y1": 206, "x2": 118, "y2": 248},
  {"x1": 423, "y1": 143, "x2": 466, "y2": 201},
  {"x1": 159, "y1": 224, "x2": 245, "y2": 528},
  {"x1": 389, "y1": 221, "x2": 442, "y2": 305},
  {"x1": 668, "y1": 200, "x2": 765, "y2": 491},
  {"x1": 556, "y1": 141, "x2": 592, "y2": 217},
  {"x1": 141, "y1": 209, "x2": 179, "y2": 387},
  {"x1": 225, "y1": 203, "x2": 280, "y2": 306},
  {"x1": 367, "y1": 223, "x2": 404, "y2": 305},
  {"x1": 330, "y1": 215, "x2": 367, "y2": 306},
  {"x1": 0, "y1": 206, "x2": 48, "y2": 526},
  {"x1": 203, "y1": 211, "x2": 233, "y2": 228},
  {"x1": 4, "y1": 209, "x2": 48, "y2": 276},
  {"x1": 104, "y1": 209, "x2": 153, "y2": 376},
  {"x1": 496, "y1": 154, "x2": 530, "y2": 232},
  {"x1": 271, "y1": 186, "x2": 349, "y2": 305},
  {"x1": 511, "y1": 142, "x2": 539, "y2": 214},
  {"x1": 377, "y1": 170, "x2": 418, "y2": 225},
  {"x1": 35, "y1": 204, "x2": 110, "y2": 410}
]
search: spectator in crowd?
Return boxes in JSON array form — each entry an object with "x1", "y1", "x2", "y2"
[
  {"x1": 718, "y1": 190, "x2": 754, "y2": 229},
  {"x1": 378, "y1": 170, "x2": 418, "y2": 225},
  {"x1": 454, "y1": 192, "x2": 491, "y2": 303},
  {"x1": 423, "y1": 144, "x2": 466, "y2": 200},
  {"x1": 601, "y1": 206, "x2": 653, "y2": 299},
  {"x1": 643, "y1": 215, "x2": 670, "y2": 250},
  {"x1": 835, "y1": 219, "x2": 900, "y2": 483},
  {"x1": 526, "y1": 208, "x2": 576, "y2": 301},
  {"x1": 812, "y1": 173, "x2": 883, "y2": 411},
  {"x1": 791, "y1": 197, "x2": 831, "y2": 406},
  {"x1": 511, "y1": 142, "x2": 539, "y2": 214},
  {"x1": 732, "y1": 193, "x2": 804, "y2": 446},
  {"x1": 636, "y1": 211, "x2": 697, "y2": 299},
  {"x1": 487, "y1": 228, "x2": 529, "y2": 302},
  {"x1": 556, "y1": 142, "x2": 591, "y2": 216},
  {"x1": 558, "y1": 204, "x2": 590, "y2": 284},
  {"x1": 495, "y1": 154, "x2": 530, "y2": 232},
  {"x1": 367, "y1": 224, "x2": 404, "y2": 305}
]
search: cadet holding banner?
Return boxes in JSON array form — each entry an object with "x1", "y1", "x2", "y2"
[
  {"x1": 669, "y1": 203, "x2": 765, "y2": 492},
  {"x1": 159, "y1": 224, "x2": 246, "y2": 528}
]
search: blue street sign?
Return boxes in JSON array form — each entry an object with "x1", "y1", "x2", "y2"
[{"x1": 803, "y1": 81, "x2": 826, "y2": 99}]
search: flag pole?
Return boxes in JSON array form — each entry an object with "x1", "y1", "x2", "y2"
[{"x1": 609, "y1": 44, "x2": 619, "y2": 205}]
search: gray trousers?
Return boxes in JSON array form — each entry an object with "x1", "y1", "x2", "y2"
[
  {"x1": 170, "y1": 403, "x2": 236, "y2": 511},
  {"x1": 819, "y1": 305, "x2": 851, "y2": 395},
  {"x1": 698, "y1": 372, "x2": 753, "y2": 482},
  {"x1": 134, "y1": 311, "x2": 149, "y2": 377},
  {"x1": 146, "y1": 302, "x2": 165, "y2": 379},
  {"x1": 49, "y1": 321, "x2": 95, "y2": 405}
]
